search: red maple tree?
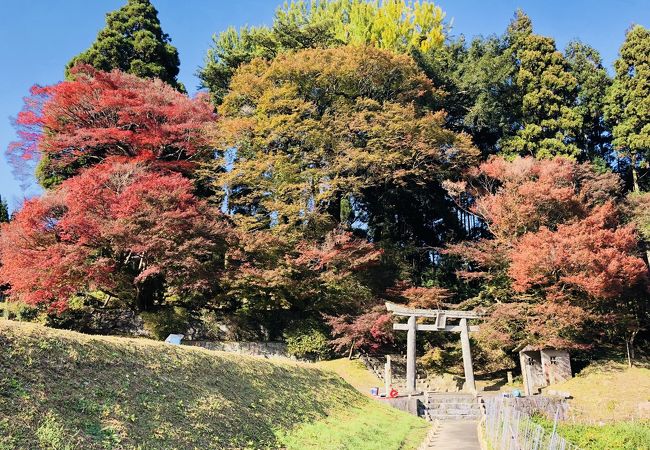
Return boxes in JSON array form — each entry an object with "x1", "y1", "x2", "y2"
[
  {"x1": 0, "y1": 159, "x2": 233, "y2": 311},
  {"x1": 446, "y1": 157, "x2": 648, "y2": 350},
  {"x1": 9, "y1": 65, "x2": 214, "y2": 187},
  {"x1": 326, "y1": 306, "x2": 394, "y2": 357}
]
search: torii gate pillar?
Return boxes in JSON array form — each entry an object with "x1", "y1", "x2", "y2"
[
  {"x1": 386, "y1": 302, "x2": 482, "y2": 395},
  {"x1": 406, "y1": 315, "x2": 417, "y2": 394},
  {"x1": 459, "y1": 318, "x2": 475, "y2": 393}
]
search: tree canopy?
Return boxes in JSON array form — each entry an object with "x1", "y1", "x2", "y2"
[
  {"x1": 67, "y1": 0, "x2": 183, "y2": 91},
  {"x1": 211, "y1": 45, "x2": 478, "y2": 287},
  {"x1": 565, "y1": 40, "x2": 612, "y2": 162},
  {"x1": 9, "y1": 66, "x2": 213, "y2": 189},
  {"x1": 2, "y1": 0, "x2": 649, "y2": 363},
  {"x1": 605, "y1": 24, "x2": 650, "y2": 192},
  {"x1": 200, "y1": 0, "x2": 447, "y2": 103},
  {"x1": 446, "y1": 157, "x2": 647, "y2": 349},
  {"x1": 0, "y1": 159, "x2": 234, "y2": 312},
  {"x1": 498, "y1": 11, "x2": 582, "y2": 159}
]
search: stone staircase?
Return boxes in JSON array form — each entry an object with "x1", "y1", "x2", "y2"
[{"x1": 424, "y1": 393, "x2": 482, "y2": 421}]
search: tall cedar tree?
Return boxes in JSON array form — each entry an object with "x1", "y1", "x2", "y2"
[
  {"x1": 564, "y1": 41, "x2": 613, "y2": 163},
  {"x1": 0, "y1": 159, "x2": 234, "y2": 312},
  {"x1": 0, "y1": 196, "x2": 8, "y2": 223},
  {"x1": 500, "y1": 11, "x2": 582, "y2": 159},
  {"x1": 9, "y1": 67, "x2": 214, "y2": 189},
  {"x1": 445, "y1": 157, "x2": 647, "y2": 351},
  {"x1": 605, "y1": 25, "x2": 650, "y2": 193},
  {"x1": 200, "y1": 0, "x2": 447, "y2": 103},
  {"x1": 66, "y1": 0, "x2": 183, "y2": 91},
  {"x1": 421, "y1": 17, "x2": 612, "y2": 163},
  {"x1": 625, "y1": 191, "x2": 650, "y2": 266},
  {"x1": 443, "y1": 35, "x2": 520, "y2": 158},
  {"x1": 210, "y1": 46, "x2": 478, "y2": 283}
]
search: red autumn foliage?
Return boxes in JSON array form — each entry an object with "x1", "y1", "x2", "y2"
[
  {"x1": 479, "y1": 301, "x2": 594, "y2": 350},
  {"x1": 446, "y1": 156, "x2": 647, "y2": 349},
  {"x1": 326, "y1": 306, "x2": 394, "y2": 355},
  {"x1": 466, "y1": 156, "x2": 621, "y2": 238},
  {"x1": 0, "y1": 159, "x2": 233, "y2": 311},
  {"x1": 510, "y1": 203, "x2": 647, "y2": 300},
  {"x1": 294, "y1": 229, "x2": 384, "y2": 275},
  {"x1": 385, "y1": 281, "x2": 451, "y2": 309},
  {"x1": 8, "y1": 65, "x2": 214, "y2": 184},
  {"x1": 444, "y1": 238, "x2": 511, "y2": 281},
  {"x1": 222, "y1": 228, "x2": 383, "y2": 314}
]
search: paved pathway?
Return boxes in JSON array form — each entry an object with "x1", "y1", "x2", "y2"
[{"x1": 425, "y1": 420, "x2": 480, "y2": 450}]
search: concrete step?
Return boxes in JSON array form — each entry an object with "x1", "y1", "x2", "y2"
[
  {"x1": 426, "y1": 394, "x2": 477, "y2": 404},
  {"x1": 427, "y1": 402, "x2": 481, "y2": 410},
  {"x1": 440, "y1": 408, "x2": 481, "y2": 416},
  {"x1": 424, "y1": 393, "x2": 482, "y2": 421},
  {"x1": 427, "y1": 413, "x2": 480, "y2": 421}
]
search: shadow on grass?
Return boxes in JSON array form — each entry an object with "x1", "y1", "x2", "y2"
[{"x1": 0, "y1": 322, "x2": 366, "y2": 449}]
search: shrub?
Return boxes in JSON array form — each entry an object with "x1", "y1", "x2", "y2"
[
  {"x1": 420, "y1": 343, "x2": 463, "y2": 375},
  {"x1": 0, "y1": 300, "x2": 38, "y2": 322},
  {"x1": 284, "y1": 321, "x2": 331, "y2": 361},
  {"x1": 141, "y1": 307, "x2": 189, "y2": 340}
]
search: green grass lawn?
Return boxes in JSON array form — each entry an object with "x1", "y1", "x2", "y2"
[
  {"x1": 533, "y1": 416, "x2": 650, "y2": 450},
  {"x1": 532, "y1": 360, "x2": 650, "y2": 450},
  {"x1": 0, "y1": 320, "x2": 428, "y2": 449},
  {"x1": 314, "y1": 358, "x2": 383, "y2": 395}
]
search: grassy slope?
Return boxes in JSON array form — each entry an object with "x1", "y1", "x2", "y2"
[
  {"x1": 537, "y1": 361, "x2": 650, "y2": 450},
  {"x1": 545, "y1": 361, "x2": 650, "y2": 421},
  {"x1": 535, "y1": 417, "x2": 650, "y2": 450},
  {"x1": 314, "y1": 358, "x2": 383, "y2": 395},
  {"x1": 0, "y1": 321, "x2": 428, "y2": 450}
]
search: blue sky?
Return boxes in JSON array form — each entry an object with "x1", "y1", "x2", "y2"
[{"x1": 1, "y1": 0, "x2": 648, "y2": 212}]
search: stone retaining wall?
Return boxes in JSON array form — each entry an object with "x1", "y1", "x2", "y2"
[
  {"x1": 508, "y1": 396, "x2": 571, "y2": 420},
  {"x1": 360, "y1": 355, "x2": 465, "y2": 392},
  {"x1": 183, "y1": 340, "x2": 291, "y2": 359}
]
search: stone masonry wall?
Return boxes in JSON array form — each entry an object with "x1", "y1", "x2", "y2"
[{"x1": 183, "y1": 340, "x2": 291, "y2": 359}]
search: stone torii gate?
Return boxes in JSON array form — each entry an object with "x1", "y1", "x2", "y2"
[{"x1": 385, "y1": 302, "x2": 482, "y2": 394}]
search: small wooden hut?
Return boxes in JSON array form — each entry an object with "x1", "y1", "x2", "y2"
[{"x1": 518, "y1": 346, "x2": 572, "y2": 396}]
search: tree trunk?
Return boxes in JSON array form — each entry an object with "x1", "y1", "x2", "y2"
[
  {"x1": 626, "y1": 338, "x2": 632, "y2": 368},
  {"x1": 134, "y1": 276, "x2": 163, "y2": 312},
  {"x1": 135, "y1": 285, "x2": 153, "y2": 312},
  {"x1": 348, "y1": 339, "x2": 356, "y2": 360},
  {"x1": 631, "y1": 153, "x2": 640, "y2": 193},
  {"x1": 625, "y1": 330, "x2": 638, "y2": 368}
]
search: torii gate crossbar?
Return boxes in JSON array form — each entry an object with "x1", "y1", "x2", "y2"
[{"x1": 386, "y1": 302, "x2": 483, "y2": 394}]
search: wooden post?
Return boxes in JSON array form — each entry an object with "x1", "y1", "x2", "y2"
[
  {"x1": 520, "y1": 351, "x2": 532, "y2": 396},
  {"x1": 384, "y1": 355, "x2": 392, "y2": 396},
  {"x1": 460, "y1": 318, "x2": 476, "y2": 393},
  {"x1": 406, "y1": 315, "x2": 417, "y2": 394}
]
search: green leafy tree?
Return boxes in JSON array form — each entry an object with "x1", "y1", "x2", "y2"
[
  {"x1": 605, "y1": 25, "x2": 650, "y2": 193},
  {"x1": 212, "y1": 46, "x2": 478, "y2": 281},
  {"x1": 66, "y1": 0, "x2": 183, "y2": 91},
  {"x1": 565, "y1": 41, "x2": 613, "y2": 163},
  {"x1": 0, "y1": 196, "x2": 8, "y2": 223},
  {"x1": 438, "y1": 35, "x2": 520, "y2": 157},
  {"x1": 625, "y1": 191, "x2": 650, "y2": 266},
  {"x1": 500, "y1": 11, "x2": 582, "y2": 159},
  {"x1": 200, "y1": 0, "x2": 447, "y2": 103}
]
